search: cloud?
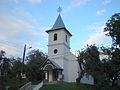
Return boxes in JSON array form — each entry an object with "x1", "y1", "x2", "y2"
[
  {"x1": 0, "y1": 12, "x2": 43, "y2": 57},
  {"x1": 0, "y1": 14, "x2": 34, "y2": 35},
  {"x1": 103, "y1": 0, "x2": 112, "y2": 4},
  {"x1": 27, "y1": 0, "x2": 42, "y2": 3},
  {"x1": 0, "y1": 11, "x2": 48, "y2": 57},
  {"x1": 10, "y1": 0, "x2": 43, "y2": 3},
  {"x1": 29, "y1": 26, "x2": 49, "y2": 39},
  {"x1": 0, "y1": 3, "x2": 48, "y2": 57},
  {"x1": 85, "y1": 32, "x2": 106, "y2": 45},
  {"x1": 0, "y1": 35, "x2": 9, "y2": 41},
  {"x1": 96, "y1": 9, "x2": 106, "y2": 16},
  {"x1": 87, "y1": 22, "x2": 105, "y2": 31},
  {"x1": 85, "y1": 23, "x2": 111, "y2": 46},
  {"x1": 29, "y1": 29, "x2": 47, "y2": 37},
  {"x1": 70, "y1": 0, "x2": 89, "y2": 6},
  {"x1": 64, "y1": 0, "x2": 89, "y2": 13},
  {"x1": 0, "y1": 43, "x2": 22, "y2": 57}
]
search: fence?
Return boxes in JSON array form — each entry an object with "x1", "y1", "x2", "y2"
[
  {"x1": 33, "y1": 81, "x2": 43, "y2": 90},
  {"x1": 18, "y1": 82, "x2": 32, "y2": 90}
]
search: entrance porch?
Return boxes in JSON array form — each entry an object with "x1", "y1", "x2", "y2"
[{"x1": 41, "y1": 60, "x2": 63, "y2": 82}]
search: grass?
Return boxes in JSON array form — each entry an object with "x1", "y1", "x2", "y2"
[
  {"x1": 6, "y1": 77, "x2": 28, "y2": 89},
  {"x1": 31, "y1": 80, "x2": 42, "y2": 85},
  {"x1": 40, "y1": 83, "x2": 120, "y2": 90}
]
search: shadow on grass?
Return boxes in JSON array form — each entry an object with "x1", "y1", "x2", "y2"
[{"x1": 40, "y1": 83, "x2": 120, "y2": 90}]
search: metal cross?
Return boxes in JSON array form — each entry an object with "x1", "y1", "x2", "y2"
[{"x1": 57, "y1": 6, "x2": 62, "y2": 14}]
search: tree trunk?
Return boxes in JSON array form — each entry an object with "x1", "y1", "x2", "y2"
[
  {"x1": 76, "y1": 62, "x2": 85, "y2": 84},
  {"x1": 112, "y1": 75, "x2": 118, "y2": 86},
  {"x1": 76, "y1": 70, "x2": 85, "y2": 84},
  {"x1": 0, "y1": 76, "x2": 6, "y2": 90},
  {"x1": 112, "y1": 79, "x2": 116, "y2": 86}
]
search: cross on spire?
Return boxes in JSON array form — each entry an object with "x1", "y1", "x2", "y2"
[{"x1": 57, "y1": 6, "x2": 62, "y2": 14}]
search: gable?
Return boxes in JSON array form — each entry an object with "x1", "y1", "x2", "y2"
[{"x1": 41, "y1": 59, "x2": 63, "y2": 70}]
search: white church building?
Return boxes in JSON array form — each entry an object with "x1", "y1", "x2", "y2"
[{"x1": 41, "y1": 13, "x2": 94, "y2": 84}]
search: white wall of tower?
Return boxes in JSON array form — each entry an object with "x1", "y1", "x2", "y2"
[{"x1": 48, "y1": 29, "x2": 70, "y2": 58}]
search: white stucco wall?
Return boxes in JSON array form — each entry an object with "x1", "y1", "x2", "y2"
[
  {"x1": 48, "y1": 29, "x2": 70, "y2": 48},
  {"x1": 49, "y1": 57, "x2": 64, "y2": 68},
  {"x1": 80, "y1": 74, "x2": 94, "y2": 85},
  {"x1": 47, "y1": 28, "x2": 94, "y2": 84},
  {"x1": 48, "y1": 29, "x2": 71, "y2": 69},
  {"x1": 63, "y1": 52, "x2": 78, "y2": 82}
]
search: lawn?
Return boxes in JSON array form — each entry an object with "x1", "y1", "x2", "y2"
[
  {"x1": 6, "y1": 77, "x2": 28, "y2": 89},
  {"x1": 40, "y1": 83, "x2": 120, "y2": 90}
]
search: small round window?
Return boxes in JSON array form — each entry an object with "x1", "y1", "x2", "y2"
[{"x1": 54, "y1": 49, "x2": 58, "y2": 54}]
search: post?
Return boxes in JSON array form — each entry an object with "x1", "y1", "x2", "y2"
[
  {"x1": 23, "y1": 44, "x2": 26, "y2": 65},
  {"x1": 21, "y1": 44, "x2": 26, "y2": 79}
]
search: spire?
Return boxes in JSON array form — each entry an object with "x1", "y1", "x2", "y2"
[
  {"x1": 46, "y1": 6, "x2": 72, "y2": 36},
  {"x1": 51, "y1": 14, "x2": 65, "y2": 30}
]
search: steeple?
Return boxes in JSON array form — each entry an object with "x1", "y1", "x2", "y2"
[
  {"x1": 46, "y1": 6, "x2": 72, "y2": 36},
  {"x1": 51, "y1": 14, "x2": 65, "y2": 30}
]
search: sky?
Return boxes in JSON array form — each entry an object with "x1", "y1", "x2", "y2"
[{"x1": 0, "y1": 0, "x2": 120, "y2": 57}]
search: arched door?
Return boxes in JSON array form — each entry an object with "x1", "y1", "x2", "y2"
[{"x1": 44, "y1": 64, "x2": 54, "y2": 82}]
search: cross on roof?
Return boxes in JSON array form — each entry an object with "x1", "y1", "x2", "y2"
[{"x1": 57, "y1": 6, "x2": 62, "y2": 14}]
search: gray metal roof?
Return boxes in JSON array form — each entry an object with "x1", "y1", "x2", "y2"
[
  {"x1": 46, "y1": 14, "x2": 72, "y2": 36},
  {"x1": 41, "y1": 59, "x2": 63, "y2": 70},
  {"x1": 51, "y1": 14, "x2": 65, "y2": 30}
]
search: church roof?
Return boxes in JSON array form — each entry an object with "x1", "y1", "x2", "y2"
[
  {"x1": 41, "y1": 59, "x2": 63, "y2": 70},
  {"x1": 51, "y1": 14, "x2": 65, "y2": 30},
  {"x1": 46, "y1": 14, "x2": 72, "y2": 36}
]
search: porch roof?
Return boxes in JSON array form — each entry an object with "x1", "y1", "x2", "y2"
[{"x1": 41, "y1": 59, "x2": 63, "y2": 70}]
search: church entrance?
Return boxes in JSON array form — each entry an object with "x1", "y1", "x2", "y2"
[
  {"x1": 41, "y1": 60, "x2": 63, "y2": 82},
  {"x1": 43, "y1": 65, "x2": 53, "y2": 82}
]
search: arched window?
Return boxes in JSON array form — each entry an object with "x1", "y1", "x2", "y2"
[
  {"x1": 54, "y1": 33, "x2": 57, "y2": 41},
  {"x1": 66, "y1": 35, "x2": 67, "y2": 42}
]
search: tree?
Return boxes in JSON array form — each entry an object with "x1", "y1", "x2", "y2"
[
  {"x1": 77, "y1": 45, "x2": 103, "y2": 85},
  {"x1": 0, "y1": 50, "x2": 12, "y2": 90},
  {"x1": 11, "y1": 58, "x2": 23, "y2": 78},
  {"x1": 104, "y1": 13, "x2": 120, "y2": 47},
  {"x1": 1, "y1": 58, "x2": 12, "y2": 80},
  {"x1": 103, "y1": 13, "x2": 120, "y2": 86},
  {"x1": 26, "y1": 49, "x2": 47, "y2": 82},
  {"x1": 0, "y1": 51, "x2": 12, "y2": 77},
  {"x1": 0, "y1": 50, "x2": 6, "y2": 90},
  {"x1": 76, "y1": 50, "x2": 85, "y2": 84},
  {"x1": 101, "y1": 47, "x2": 120, "y2": 86}
]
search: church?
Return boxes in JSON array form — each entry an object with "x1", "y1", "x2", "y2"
[{"x1": 41, "y1": 13, "x2": 94, "y2": 84}]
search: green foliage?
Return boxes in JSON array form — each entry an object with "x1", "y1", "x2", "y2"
[
  {"x1": 104, "y1": 13, "x2": 120, "y2": 47},
  {"x1": 77, "y1": 45, "x2": 103, "y2": 84},
  {"x1": 101, "y1": 47, "x2": 120, "y2": 86},
  {"x1": 83, "y1": 45, "x2": 101, "y2": 76},
  {"x1": 0, "y1": 49, "x2": 47, "y2": 89},
  {"x1": 77, "y1": 13, "x2": 120, "y2": 87},
  {"x1": 10, "y1": 58, "x2": 23, "y2": 78},
  {"x1": 102, "y1": 13, "x2": 120, "y2": 86},
  {"x1": 7, "y1": 77, "x2": 27, "y2": 90},
  {"x1": 0, "y1": 50, "x2": 13, "y2": 90},
  {"x1": 26, "y1": 49, "x2": 47, "y2": 82}
]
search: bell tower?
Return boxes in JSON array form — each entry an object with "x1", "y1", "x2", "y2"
[{"x1": 46, "y1": 13, "x2": 72, "y2": 68}]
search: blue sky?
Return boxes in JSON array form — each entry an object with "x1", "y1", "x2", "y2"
[{"x1": 0, "y1": 0, "x2": 120, "y2": 57}]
